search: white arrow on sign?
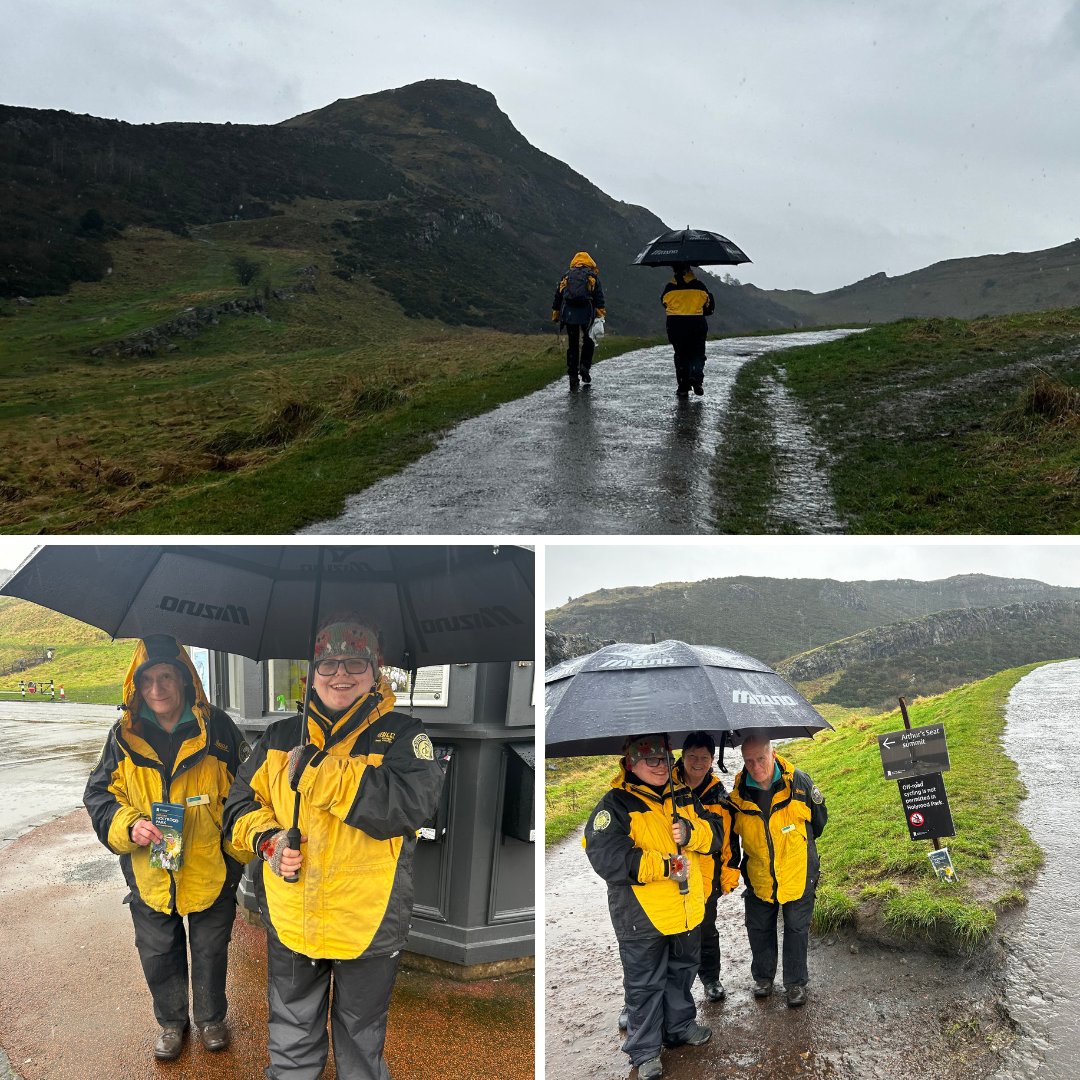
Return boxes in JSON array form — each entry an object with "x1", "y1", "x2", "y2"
[{"x1": 882, "y1": 737, "x2": 896, "y2": 750}]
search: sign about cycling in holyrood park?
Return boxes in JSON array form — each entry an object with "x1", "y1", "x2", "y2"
[{"x1": 876, "y1": 722, "x2": 951, "y2": 782}]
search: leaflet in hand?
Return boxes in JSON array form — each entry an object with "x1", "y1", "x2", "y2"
[{"x1": 149, "y1": 801, "x2": 185, "y2": 871}]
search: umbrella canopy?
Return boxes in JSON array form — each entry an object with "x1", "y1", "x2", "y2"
[
  {"x1": 545, "y1": 639, "x2": 830, "y2": 757},
  {"x1": 1, "y1": 544, "x2": 534, "y2": 668},
  {"x1": 633, "y1": 228, "x2": 751, "y2": 268}
]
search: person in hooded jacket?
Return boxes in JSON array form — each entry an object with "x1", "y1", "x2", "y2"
[
  {"x1": 83, "y1": 634, "x2": 252, "y2": 1062},
  {"x1": 661, "y1": 263, "x2": 715, "y2": 398},
  {"x1": 584, "y1": 734, "x2": 727, "y2": 1080},
  {"x1": 223, "y1": 616, "x2": 444, "y2": 1080},
  {"x1": 551, "y1": 250, "x2": 607, "y2": 390},
  {"x1": 727, "y1": 733, "x2": 828, "y2": 1008}
]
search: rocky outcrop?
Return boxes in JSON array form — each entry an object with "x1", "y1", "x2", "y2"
[
  {"x1": 778, "y1": 599, "x2": 1080, "y2": 681},
  {"x1": 545, "y1": 628, "x2": 613, "y2": 670}
]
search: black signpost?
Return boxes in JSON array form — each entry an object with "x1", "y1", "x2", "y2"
[{"x1": 880, "y1": 699, "x2": 959, "y2": 880}]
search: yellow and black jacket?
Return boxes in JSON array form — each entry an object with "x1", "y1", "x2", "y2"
[
  {"x1": 83, "y1": 641, "x2": 252, "y2": 917},
  {"x1": 583, "y1": 763, "x2": 726, "y2": 938},
  {"x1": 661, "y1": 268, "x2": 716, "y2": 318},
  {"x1": 727, "y1": 753, "x2": 828, "y2": 905},
  {"x1": 552, "y1": 251, "x2": 607, "y2": 326},
  {"x1": 672, "y1": 761, "x2": 741, "y2": 899},
  {"x1": 223, "y1": 677, "x2": 444, "y2": 960}
]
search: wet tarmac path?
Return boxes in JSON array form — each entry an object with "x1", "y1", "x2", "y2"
[
  {"x1": 303, "y1": 329, "x2": 863, "y2": 535},
  {"x1": 994, "y1": 659, "x2": 1080, "y2": 1079}
]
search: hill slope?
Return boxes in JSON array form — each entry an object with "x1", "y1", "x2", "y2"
[{"x1": 0, "y1": 80, "x2": 802, "y2": 335}]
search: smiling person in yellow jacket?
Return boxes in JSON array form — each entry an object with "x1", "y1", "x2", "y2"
[
  {"x1": 728, "y1": 732, "x2": 828, "y2": 1008},
  {"x1": 673, "y1": 732, "x2": 741, "y2": 1002},
  {"x1": 584, "y1": 734, "x2": 729, "y2": 1080},
  {"x1": 223, "y1": 616, "x2": 444, "y2": 1080},
  {"x1": 83, "y1": 634, "x2": 252, "y2": 1062}
]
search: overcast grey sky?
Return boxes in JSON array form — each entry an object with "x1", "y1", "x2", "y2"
[
  {"x1": 3, "y1": 1, "x2": 1079, "y2": 292},
  {"x1": 545, "y1": 540, "x2": 1080, "y2": 609}
]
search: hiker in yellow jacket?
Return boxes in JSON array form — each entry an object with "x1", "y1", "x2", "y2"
[
  {"x1": 224, "y1": 616, "x2": 444, "y2": 1080},
  {"x1": 728, "y1": 733, "x2": 828, "y2": 1008},
  {"x1": 584, "y1": 734, "x2": 728, "y2": 1080},
  {"x1": 83, "y1": 634, "x2": 251, "y2": 1061}
]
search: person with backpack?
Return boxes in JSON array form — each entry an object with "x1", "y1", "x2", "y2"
[
  {"x1": 661, "y1": 263, "x2": 715, "y2": 398},
  {"x1": 551, "y1": 251, "x2": 606, "y2": 390}
]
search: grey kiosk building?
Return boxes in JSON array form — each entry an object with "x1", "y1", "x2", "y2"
[{"x1": 196, "y1": 648, "x2": 535, "y2": 977}]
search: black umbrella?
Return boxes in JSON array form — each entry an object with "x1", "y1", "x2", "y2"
[
  {"x1": 1, "y1": 544, "x2": 534, "y2": 668},
  {"x1": 632, "y1": 228, "x2": 751, "y2": 268},
  {"x1": 545, "y1": 639, "x2": 830, "y2": 757},
  {"x1": 4, "y1": 543, "x2": 534, "y2": 882}
]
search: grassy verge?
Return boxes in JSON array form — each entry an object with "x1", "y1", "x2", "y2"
[
  {"x1": 545, "y1": 666, "x2": 1046, "y2": 954},
  {"x1": 0, "y1": 212, "x2": 655, "y2": 533},
  {"x1": 718, "y1": 311, "x2": 1080, "y2": 532},
  {"x1": 0, "y1": 640, "x2": 131, "y2": 703}
]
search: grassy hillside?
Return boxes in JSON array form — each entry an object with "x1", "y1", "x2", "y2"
[
  {"x1": 712, "y1": 309, "x2": 1080, "y2": 533},
  {"x1": 0, "y1": 213, "x2": 658, "y2": 532},
  {"x1": 546, "y1": 665, "x2": 1045, "y2": 954},
  {"x1": 0, "y1": 597, "x2": 131, "y2": 702}
]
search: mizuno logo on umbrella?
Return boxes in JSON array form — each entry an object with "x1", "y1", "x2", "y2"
[
  {"x1": 420, "y1": 606, "x2": 523, "y2": 633},
  {"x1": 732, "y1": 690, "x2": 798, "y2": 706},
  {"x1": 158, "y1": 595, "x2": 250, "y2": 625}
]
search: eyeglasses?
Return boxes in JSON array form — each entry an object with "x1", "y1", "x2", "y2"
[
  {"x1": 638, "y1": 754, "x2": 669, "y2": 768},
  {"x1": 314, "y1": 657, "x2": 372, "y2": 677}
]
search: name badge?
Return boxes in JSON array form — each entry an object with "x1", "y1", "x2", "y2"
[
  {"x1": 781, "y1": 824, "x2": 795, "y2": 833},
  {"x1": 185, "y1": 794, "x2": 210, "y2": 806}
]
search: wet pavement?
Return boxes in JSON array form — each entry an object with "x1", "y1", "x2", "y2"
[
  {"x1": 302, "y1": 329, "x2": 864, "y2": 535},
  {"x1": 546, "y1": 813, "x2": 1007, "y2": 1078},
  {"x1": 993, "y1": 659, "x2": 1080, "y2": 1080},
  {"x1": 0, "y1": 713, "x2": 533, "y2": 1080}
]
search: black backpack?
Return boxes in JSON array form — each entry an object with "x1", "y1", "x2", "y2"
[{"x1": 563, "y1": 266, "x2": 594, "y2": 305}]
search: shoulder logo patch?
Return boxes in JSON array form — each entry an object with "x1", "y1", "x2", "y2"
[
  {"x1": 375, "y1": 730, "x2": 396, "y2": 744},
  {"x1": 412, "y1": 733, "x2": 434, "y2": 760},
  {"x1": 238, "y1": 740, "x2": 252, "y2": 764},
  {"x1": 811, "y1": 785, "x2": 824, "y2": 805},
  {"x1": 593, "y1": 810, "x2": 612, "y2": 832}
]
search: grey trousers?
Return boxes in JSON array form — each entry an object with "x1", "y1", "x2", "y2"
[
  {"x1": 264, "y1": 921, "x2": 401, "y2": 1080},
  {"x1": 618, "y1": 926, "x2": 701, "y2": 1066}
]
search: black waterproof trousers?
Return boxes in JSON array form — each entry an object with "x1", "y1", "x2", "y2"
[
  {"x1": 697, "y1": 888, "x2": 722, "y2": 985},
  {"x1": 743, "y1": 879, "x2": 816, "y2": 988},
  {"x1": 666, "y1": 315, "x2": 708, "y2": 391},
  {"x1": 128, "y1": 865, "x2": 242, "y2": 1027},
  {"x1": 618, "y1": 925, "x2": 701, "y2": 1067},
  {"x1": 565, "y1": 323, "x2": 595, "y2": 379},
  {"x1": 264, "y1": 920, "x2": 401, "y2": 1080}
]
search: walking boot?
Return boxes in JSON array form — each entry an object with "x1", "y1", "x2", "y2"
[
  {"x1": 637, "y1": 1056, "x2": 663, "y2": 1079},
  {"x1": 676, "y1": 387, "x2": 690, "y2": 399},
  {"x1": 569, "y1": 375, "x2": 579, "y2": 391},
  {"x1": 580, "y1": 367, "x2": 591, "y2": 385},
  {"x1": 666, "y1": 1022, "x2": 712, "y2": 1048},
  {"x1": 786, "y1": 985, "x2": 807, "y2": 1007},
  {"x1": 618, "y1": 1007, "x2": 629, "y2": 1031},
  {"x1": 153, "y1": 1024, "x2": 187, "y2": 1061},
  {"x1": 703, "y1": 980, "x2": 726, "y2": 1002},
  {"x1": 692, "y1": 382, "x2": 704, "y2": 395},
  {"x1": 753, "y1": 979, "x2": 774, "y2": 998},
  {"x1": 200, "y1": 1020, "x2": 230, "y2": 1051}
]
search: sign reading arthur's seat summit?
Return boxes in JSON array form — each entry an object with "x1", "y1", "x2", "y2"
[{"x1": 877, "y1": 723, "x2": 951, "y2": 781}]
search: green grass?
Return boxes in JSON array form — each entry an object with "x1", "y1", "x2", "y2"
[
  {"x1": 0, "y1": 210, "x2": 655, "y2": 532},
  {"x1": 716, "y1": 311, "x2": 1080, "y2": 533},
  {"x1": 545, "y1": 665, "x2": 1047, "y2": 953}
]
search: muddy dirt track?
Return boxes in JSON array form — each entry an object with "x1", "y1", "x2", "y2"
[
  {"x1": 545, "y1": 832, "x2": 1008, "y2": 1080},
  {"x1": 303, "y1": 329, "x2": 863, "y2": 535}
]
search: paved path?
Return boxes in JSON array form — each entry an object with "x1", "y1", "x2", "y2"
[{"x1": 303, "y1": 329, "x2": 863, "y2": 535}]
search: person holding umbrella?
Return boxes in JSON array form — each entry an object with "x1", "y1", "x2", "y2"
[
  {"x1": 83, "y1": 634, "x2": 252, "y2": 1061},
  {"x1": 551, "y1": 250, "x2": 606, "y2": 391},
  {"x1": 584, "y1": 733, "x2": 726, "y2": 1080},
  {"x1": 223, "y1": 615, "x2": 444, "y2": 1080},
  {"x1": 674, "y1": 731, "x2": 741, "y2": 1002},
  {"x1": 661, "y1": 263, "x2": 715, "y2": 398},
  {"x1": 727, "y1": 732, "x2": 828, "y2": 1007}
]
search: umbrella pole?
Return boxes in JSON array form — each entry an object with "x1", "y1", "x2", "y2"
[
  {"x1": 284, "y1": 548, "x2": 326, "y2": 884},
  {"x1": 664, "y1": 734, "x2": 690, "y2": 897}
]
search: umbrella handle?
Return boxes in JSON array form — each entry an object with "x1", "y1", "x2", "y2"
[
  {"x1": 283, "y1": 822, "x2": 301, "y2": 884},
  {"x1": 663, "y1": 734, "x2": 691, "y2": 896}
]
